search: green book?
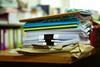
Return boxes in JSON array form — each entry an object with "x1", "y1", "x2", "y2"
[
  {"x1": 8, "y1": 29, "x2": 14, "y2": 49},
  {"x1": 16, "y1": 29, "x2": 23, "y2": 48}
]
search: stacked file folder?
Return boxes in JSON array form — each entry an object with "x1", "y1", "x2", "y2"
[{"x1": 20, "y1": 12, "x2": 92, "y2": 47}]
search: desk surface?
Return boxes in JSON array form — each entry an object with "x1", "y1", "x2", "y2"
[{"x1": 0, "y1": 50, "x2": 77, "y2": 64}]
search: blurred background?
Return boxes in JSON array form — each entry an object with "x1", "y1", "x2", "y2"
[{"x1": 0, "y1": 0, "x2": 100, "y2": 24}]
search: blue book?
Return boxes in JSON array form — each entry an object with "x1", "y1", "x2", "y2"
[{"x1": 23, "y1": 18, "x2": 80, "y2": 28}]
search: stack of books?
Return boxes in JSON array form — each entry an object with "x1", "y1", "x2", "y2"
[
  {"x1": 23, "y1": 17, "x2": 79, "y2": 31},
  {"x1": 0, "y1": 24, "x2": 23, "y2": 50},
  {"x1": 20, "y1": 12, "x2": 92, "y2": 47}
]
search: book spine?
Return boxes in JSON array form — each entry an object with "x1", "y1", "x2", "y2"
[
  {"x1": 5, "y1": 29, "x2": 9, "y2": 49},
  {"x1": 8, "y1": 29, "x2": 14, "y2": 49},
  {"x1": 24, "y1": 24, "x2": 78, "y2": 31},
  {"x1": 16, "y1": 29, "x2": 23, "y2": 48},
  {"x1": 3, "y1": 29, "x2": 8, "y2": 50},
  {"x1": 0, "y1": 29, "x2": 1, "y2": 50},
  {"x1": 27, "y1": 17, "x2": 79, "y2": 23},
  {"x1": 0, "y1": 29, "x2": 5, "y2": 50},
  {"x1": 1, "y1": 29, "x2": 3, "y2": 50},
  {"x1": 13, "y1": 29, "x2": 17, "y2": 48},
  {"x1": 24, "y1": 22, "x2": 79, "y2": 28}
]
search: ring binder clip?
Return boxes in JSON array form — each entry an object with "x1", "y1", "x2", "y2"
[{"x1": 44, "y1": 34, "x2": 54, "y2": 46}]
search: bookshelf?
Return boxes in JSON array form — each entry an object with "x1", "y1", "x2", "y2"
[
  {"x1": 0, "y1": 23, "x2": 23, "y2": 50},
  {"x1": 0, "y1": 24, "x2": 23, "y2": 28}
]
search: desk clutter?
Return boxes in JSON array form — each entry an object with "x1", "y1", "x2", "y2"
[
  {"x1": 21, "y1": 12, "x2": 92, "y2": 47},
  {"x1": 0, "y1": 12, "x2": 95, "y2": 57},
  {"x1": 0, "y1": 12, "x2": 96, "y2": 63},
  {"x1": 11, "y1": 12, "x2": 94, "y2": 59},
  {"x1": 14, "y1": 43, "x2": 94, "y2": 59},
  {"x1": 0, "y1": 42, "x2": 94, "y2": 60}
]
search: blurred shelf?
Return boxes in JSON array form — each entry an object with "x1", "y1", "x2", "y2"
[{"x1": 0, "y1": 23, "x2": 24, "y2": 28}]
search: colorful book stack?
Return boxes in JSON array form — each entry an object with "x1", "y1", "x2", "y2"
[
  {"x1": 23, "y1": 17, "x2": 80, "y2": 31},
  {"x1": 0, "y1": 24, "x2": 23, "y2": 50},
  {"x1": 20, "y1": 12, "x2": 92, "y2": 47}
]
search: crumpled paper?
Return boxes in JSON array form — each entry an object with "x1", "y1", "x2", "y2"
[
  {"x1": 70, "y1": 44, "x2": 94, "y2": 59},
  {"x1": 16, "y1": 43, "x2": 94, "y2": 59},
  {"x1": 50, "y1": 43, "x2": 94, "y2": 59}
]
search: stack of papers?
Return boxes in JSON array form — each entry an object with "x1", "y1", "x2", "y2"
[{"x1": 21, "y1": 12, "x2": 92, "y2": 48}]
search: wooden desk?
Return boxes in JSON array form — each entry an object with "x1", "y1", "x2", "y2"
[{"x1": 0, "y1": 50, "x2": 77, "y2": 64}]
